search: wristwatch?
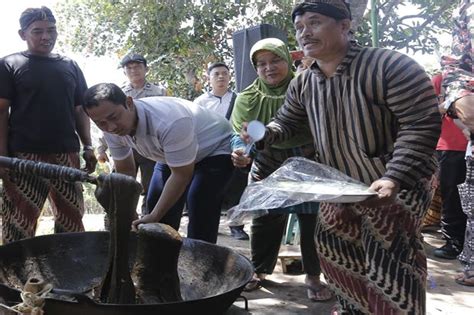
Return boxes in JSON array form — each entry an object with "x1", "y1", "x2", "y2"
[{"x1": 83, "y1": 145, "x2": 94, "y2": 151}]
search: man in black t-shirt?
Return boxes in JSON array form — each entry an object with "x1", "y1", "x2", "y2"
[{"x1": 0, "y1": 6, "x2": 97, "y2": 244}]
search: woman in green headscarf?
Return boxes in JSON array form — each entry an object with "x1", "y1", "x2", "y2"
[{"x1": 230, "y1": 38, "x2": 332, "y2": 301}]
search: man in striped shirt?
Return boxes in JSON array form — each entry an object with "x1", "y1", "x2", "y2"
[{"x1": 250, "y1": 1, "x2": 441, "y2": 313}]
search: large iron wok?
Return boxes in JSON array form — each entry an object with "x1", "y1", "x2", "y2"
[
  {"x1": 0, "y1": 231, "x2": 253, "y2": 314},
  {"x1": 0, "y1": 156, "x2": 253, "y2": 314}
]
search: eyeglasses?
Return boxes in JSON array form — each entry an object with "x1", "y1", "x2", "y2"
[{"x1": 255, "y1": 57, "x2": 287, "y2": 70}]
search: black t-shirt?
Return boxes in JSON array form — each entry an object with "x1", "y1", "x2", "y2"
[{"x1": 0, "y1": 52, "x2": 88, "y2": 153}]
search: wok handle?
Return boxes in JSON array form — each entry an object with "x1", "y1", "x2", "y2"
[{"x1": 0, "y1": 156, "x2": 98, "y2": 185}]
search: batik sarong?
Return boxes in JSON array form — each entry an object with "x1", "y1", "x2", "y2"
[
  {"x1": 316, "y1": 178, "x2": 433, "y2": 314},
  {"x1": 1, "y1": 152, "x2": 85, "y2": 244},
  {"x1": 458, "y1": 159, "x2": 474, "y2": 269}
]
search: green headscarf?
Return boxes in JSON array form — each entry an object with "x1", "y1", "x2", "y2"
[{"x1": 231, "y1": 37, "x2": 312, "y2": 149}]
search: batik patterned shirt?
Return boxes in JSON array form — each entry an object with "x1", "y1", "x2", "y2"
[{"x1": 265, "y1": 42, "x2": 441, "y2": 189}]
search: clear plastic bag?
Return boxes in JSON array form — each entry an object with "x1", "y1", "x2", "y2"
[{"x1": 227, "y1": 157, "x2": 375, "y2": 226}]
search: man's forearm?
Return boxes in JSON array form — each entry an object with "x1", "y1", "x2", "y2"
[
  {"x1": 75, "y1": 106, "x2": 93, "y2": 147},
  {"x1": 0, "y1": 103, "x2": 10, "y2": 157},
  {"x1": 150, "y1": 172, "x2": 190, "y2": 221},
  {"x1": 97, "y1": 136, "x2": 109, "y2": 155},
  {"x1": 150, "y1": 165, "x2": 194, "y2": 221},
  {"x1": 114, "y1": 154, "x2": 137, "y2": 177}
]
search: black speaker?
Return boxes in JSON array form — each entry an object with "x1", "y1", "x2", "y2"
[{"x1": 232, "y1": 24, "x2": 288, "y2": 92}]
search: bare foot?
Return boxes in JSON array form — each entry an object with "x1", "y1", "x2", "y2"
[{"x1": 305, "y1": 275, "x2": 334, "y2": 301}]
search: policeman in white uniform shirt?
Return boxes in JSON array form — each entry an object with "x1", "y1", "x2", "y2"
[{"x1": 120, "y1": 53, "x2": 167, "y2": 98}]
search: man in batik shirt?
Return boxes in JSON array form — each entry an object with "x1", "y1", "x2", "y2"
[{"x1": 242, "y1": 1, "x2": 441, "y2": 313}]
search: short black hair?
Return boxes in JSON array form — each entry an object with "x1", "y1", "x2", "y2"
[
  {"x1": 83, "y1": 83, "x2": 127, "y2": 111},
  {"x1": 207, "y1": 62, "x2": 229, "y2": 75}
]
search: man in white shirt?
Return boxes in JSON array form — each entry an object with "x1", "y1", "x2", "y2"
[
  {"x1": 84, "y1": 83, "x2": 233, "y2": 244},
  {"x1": 194, "y1": 62, "x2": 249, "y2": 240},
  {"x1": 97, "y1": 53, "x2": 168, "y2": 216},
  {"x1": 194, "y1": 62, "x2": 235, "y2": 119}
]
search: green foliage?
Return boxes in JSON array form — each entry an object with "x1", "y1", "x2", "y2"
[
  {"x1": 56, "y1": 0, "x2": 297, "y2": 99},
  {"x1": 356, "y1": 0, "x2": 456, "y2": 54},
  {"x1": 56, "y1": 0, "x2": 457, "y2": 99}
]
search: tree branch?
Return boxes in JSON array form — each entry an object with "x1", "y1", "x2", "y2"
[{"x1": 394, "y1": 2, "x2": 452, "y2": 44}]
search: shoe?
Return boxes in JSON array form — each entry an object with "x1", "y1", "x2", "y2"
[
  {"x1": 229, "y1": 226, "x2": 249, "y2": 240},
  {"x1": 433, "y1": 240, "x2": 462, "y2": 260}
]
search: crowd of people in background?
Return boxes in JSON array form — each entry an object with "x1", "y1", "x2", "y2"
[{"x1": 0, "y1": 0, "x2": 472, "y2": 314}]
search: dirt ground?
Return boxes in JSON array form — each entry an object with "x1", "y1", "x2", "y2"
[{"x1": 2, "y1": 214, "x2": 474, "y2": 314}]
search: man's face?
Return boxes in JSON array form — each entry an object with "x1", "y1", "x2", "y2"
[
  {"x1": 254, "y1": 50, "x2": 289, "y2": 86},
  {"x1": 208, "y1": 66, "x2": 230, "y2": 91},
  {"x1": 19, "y1": 20, "x2": 57, "y2": 56},
  {"x1": 123, "y1": 62, "x2": 147, "y2": 83},
  {"x1": 86, "y1": 98, "x2": 136, "y2": 136},
  {"x1": 294, "y1": 11, "x2": 349, "y2": 60}
]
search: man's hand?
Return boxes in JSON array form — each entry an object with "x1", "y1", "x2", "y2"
[
  {"x1": 132, "y1": 212, "x2": 159, "y2": 231},
  {"x1": 82, "y1": 149, "x2": 98, "y2": 174},
  {"x1": 97, "y1": 151, "x2": 109, "y2": 163},
  {"x1": 231, "y1": 149, "x2": 252, "y2": 168},
  {"x1": 131, "y1": 163, "x2": 193, "y2": 231},
  {"x1": 360, "y1": 178, "x2": 400, "y2": 208}
]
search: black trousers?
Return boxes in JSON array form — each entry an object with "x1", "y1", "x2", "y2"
[
  {"x1": 133, "y1": 149, "x2": 155, "y2": 215},
  {"x1": 251, "y1": 213, "x2": 320, "y2": 276},
  {"x1": 438, "y1": 150, "x2": 467, "y2": 244},
  {"x1": 146, "y1": 155, "x2": 233, "y2": 244}
]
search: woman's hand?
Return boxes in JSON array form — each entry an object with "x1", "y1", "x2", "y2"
[
  {"x1": 231, "y1": 149, "x2": 252, "y2": 168},
  {"x1": 240, "y1": 122, "x2": 251, "y2": 144}
]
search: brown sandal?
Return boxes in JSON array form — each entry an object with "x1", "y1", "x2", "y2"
[{"x1": 455, "y1": 271, "x2": 474, "y2": 287}]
